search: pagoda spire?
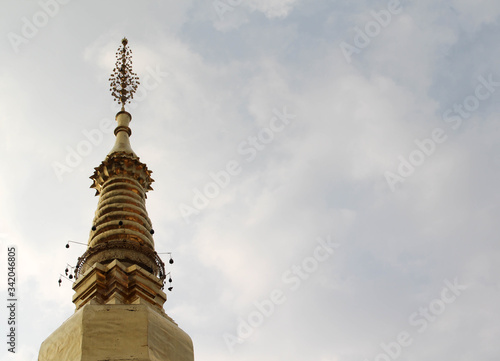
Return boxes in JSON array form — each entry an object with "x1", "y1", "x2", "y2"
[
  {"x1": 72, "y1": 38, "x2": 165, "y2": 310},
  {"x1": 38, "y1": 38, "x2": 194, "y2": 361},
  {"x1": 108, "y1": 37, "x2": 139, "y2": 156}
]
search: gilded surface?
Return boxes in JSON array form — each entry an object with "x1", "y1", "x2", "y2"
[{"x1": 39, "y1": 304, "x2": 194, "y2": 361}]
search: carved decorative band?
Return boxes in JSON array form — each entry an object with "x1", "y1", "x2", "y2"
[
  {"x1": 114, "y1": 125, "x2": 132, "y2": 136},
  {"x1": 75, "y1": 240, "x2": 166, "y2": 283}
]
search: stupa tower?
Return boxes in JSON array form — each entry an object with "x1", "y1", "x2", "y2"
[{"x1": 38, "y1": 38, "x2": 194, "y2": 361}]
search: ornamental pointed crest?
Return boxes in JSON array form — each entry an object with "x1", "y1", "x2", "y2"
[{"x1": 109, "y1": 37, "x2": 140, "y2": 110}]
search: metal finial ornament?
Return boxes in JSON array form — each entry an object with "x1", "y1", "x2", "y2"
[{"x1": 109, "y1": 37, "x2": 140, "y2": 111}]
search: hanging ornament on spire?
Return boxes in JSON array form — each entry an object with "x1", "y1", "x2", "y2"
[{"x1": 109, "y1": 37, "x2": 140, "y2": 111}]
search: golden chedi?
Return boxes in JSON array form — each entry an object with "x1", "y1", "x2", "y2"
[{"x1": 38, "y1": 38, "x2": 194, "y2": 361}]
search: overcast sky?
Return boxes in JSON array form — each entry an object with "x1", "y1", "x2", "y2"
[{"x1": 1, "y1": 0, "x2": 500, "y2": 360}]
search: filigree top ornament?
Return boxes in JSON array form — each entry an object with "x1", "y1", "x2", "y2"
[{"x1": 109, "y1": 38, "x2": 140, "y2": 110}]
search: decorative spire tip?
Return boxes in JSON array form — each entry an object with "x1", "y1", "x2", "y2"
[{"x1": 109, "y1": 37, "x2": 140, "y2": 111}]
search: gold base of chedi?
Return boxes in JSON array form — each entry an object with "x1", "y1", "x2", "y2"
[{"x1": 38, "y1": 302, "x2": 194, "y2": 361}]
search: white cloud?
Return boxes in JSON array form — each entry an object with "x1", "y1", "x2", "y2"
[{"x1": 247, "y1": 0, "x2": 300, "y2": 19}]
